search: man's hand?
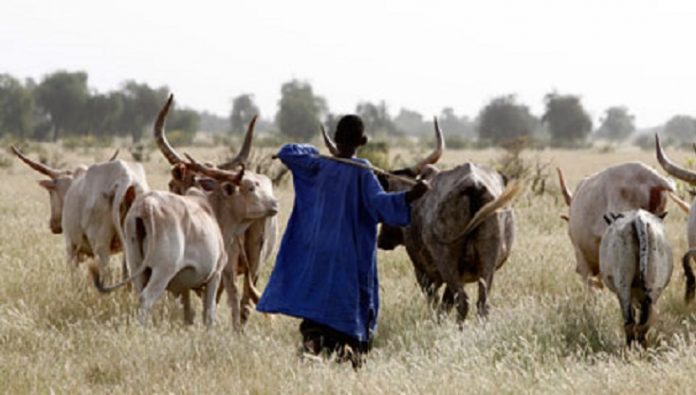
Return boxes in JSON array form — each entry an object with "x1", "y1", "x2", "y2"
[{"x1": 405, "y1": 180, "x2": 430, "y2": 203}]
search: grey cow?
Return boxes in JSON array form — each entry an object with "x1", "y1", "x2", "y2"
[
  {"x1": 600, "y1": 209, "x2": 672, "y2": 346},
  {"x1": 324, "y1": 120, "x2": 521, "y2": 321}
]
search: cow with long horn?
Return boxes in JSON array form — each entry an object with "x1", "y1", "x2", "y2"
[
  {"x1": 11, "y1": 146, "x2": 149, "y2": 282},
  {"x1": 91, "y1": 154, "x2": 278, "y2": 328},
  {"x1": 557, "y1": 149, "x2": 685, "y2": 290},
  {"x1": 655, "y1": 133, "x2": 696, "y2": 302},
  {"x1": 153, "y1": 94, "x2": 279, "y2": 323},
  {"x1": 335, "y1": 118, "x2": 521, "y2": 321}
]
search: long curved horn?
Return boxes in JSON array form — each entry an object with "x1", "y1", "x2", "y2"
[
  {"x1": 411, "y1": 117, "x2": 444, "y2": 174},
  {"x1": 11, "y1": 146, "x2": 61, "y2": 178},
  {"x1": 556, "y1": 167, "x2": 572, "y2": 206},
  {"x1": 154, "y1": 94, "x2": 185, "y2": 165},
  {"x1": 184, "y1": 153, "x2": 245, "y2": 185},
  {"x1": 108, "y1": 149, "x2": 120, "y2": 161},
  {"x1": 320, "y1": 124, "x2": 339, "y2": 156},
  {"x1": 219, "y1": 115, "x2": 257, "y2": 170},
  {"x1": 656, "y1": 134, "x2": 696, "y2": 184}
]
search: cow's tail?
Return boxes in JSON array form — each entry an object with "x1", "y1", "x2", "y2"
[
  {"x1": 92, "y1": 195, "x2": 155, "y2": 293},
  {"x1": 90, "y1": 263, "x2": 149, "y2": 293},
  {"x1": 634, "y1": 214, "x2": 651, "y2": 295},
  {"x1": 682, "y1": 248, "x2": 696, "y2": 303},
  {"x1": 447, "y1": 180, "x2": 523, "y2": 243}
]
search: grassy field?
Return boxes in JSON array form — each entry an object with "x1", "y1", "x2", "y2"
[{"x1": 2, "y1": 144, "x2": 696, "y2": 393}]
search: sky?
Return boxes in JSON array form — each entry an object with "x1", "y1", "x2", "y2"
[{"x1": 2, "y1": 0, "x2": 696, "y2": 128}]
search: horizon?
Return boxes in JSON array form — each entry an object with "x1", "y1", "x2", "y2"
[{"x1": 4, "y1": 0, "x2": 696, "y2": 128}]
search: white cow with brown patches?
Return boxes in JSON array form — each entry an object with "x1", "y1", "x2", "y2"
[
  {"x1": 11, "y1": 147, "x2": 148, "y2": 280},
  {"x1": 92, "y1": 160, "x2": 278, "y2": 327},
  {"x1": 557, "y1": 161, "x2": 678, "y2": 288},
  {"x1": 154, "y1": 94, "x2": 278, "y2": 324}
]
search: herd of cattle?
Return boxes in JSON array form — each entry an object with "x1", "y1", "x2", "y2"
[{"x1": 9, "y1": 94, "x2": 696, "y2": 347}]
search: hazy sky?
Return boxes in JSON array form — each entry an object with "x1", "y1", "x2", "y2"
[{"x1": 3, "y1": 0, "x2": 696, "y2": 128}]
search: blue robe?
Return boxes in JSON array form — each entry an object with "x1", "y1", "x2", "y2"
[{"x1": 256, "y1": 144, "x2": 411, "y2": 342}]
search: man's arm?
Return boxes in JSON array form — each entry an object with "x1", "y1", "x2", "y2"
[{"x1": 275, "y1": 144, "x2": 321, "y2": 178}]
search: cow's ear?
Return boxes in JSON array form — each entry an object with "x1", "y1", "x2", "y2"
[
  {"x1": 38, "y1": 179, "x2": 55, "y2": 190},
  {"x1": 658, "y1": 211, "x2": 668, "y2": 220},
  {"x1": 172, "y1": 164, "x2": 186, "y2": 181},
  {"x1": 222, "y1": 182, "x2": 238, "y2": 196}
]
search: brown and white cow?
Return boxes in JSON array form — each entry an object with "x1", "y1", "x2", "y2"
[
  {"x1": 153, "y1": 95, "x2": 279, "y2": 323},
  {"x1": 11, "y1": 147, "x2": 148, "y2": 281},
  {"x1": 654, "y1": 133, "x2": 696, "y2": 302},
  {"x1": 600, "y1": 209, "x2": 672, "y2": 346},
  {"x1": 92, "y1": 160, "x2": 278, "y2": 327},
  {"x1": 557, "y1": 160, "x2": 677, "y2": 289},
  {"x1": 324, "y1": 120, "x2": 521, "y2": 321}
]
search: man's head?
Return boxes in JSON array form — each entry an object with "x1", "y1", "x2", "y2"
[{"x1": 335, "y1": 115, "x2": 368, "y2": 150}]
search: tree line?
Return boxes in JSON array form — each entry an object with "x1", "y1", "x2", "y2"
[{"x1": 1, "y1": 70, "x2": 694, "y2": 147}]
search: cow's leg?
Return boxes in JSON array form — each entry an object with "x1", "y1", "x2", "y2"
[
  {"x1": 121, "y1": 255, "x2": 129, "y2": 282},
  {"x1": 414, "y1": 266, "x2": 438, "y2": 308},
  {"x1": 618, "y1": 289, "x2": 635, "y2": 346},
  {"x1": 182, "y1": 290, "x2": 194, "y2": 325},
  {"x1": 635, "y1": 295, "x2": 653, "y2": 347},
  {"x1": 202, "y1": 271, "x2": 222, "y2": 328},
  {"x1": 95, "y1": 246, "x2": 112, "y2": 284},
  {"x1": 575, "y1": 249, "x2": 602, "y2": 293},
  {"x1": 137, "y1": 268, "x2": 172, "y2": 326},
  {"x1": 476, "y1": 255, "x2": 499, "y2": 318},
  {"x1": 242, "y1": 224, "x2": 264, "y2": 318},
  {"x1": 221, "y1": 248, "x2": 241, "y2": 330},
  {"x1": 476, "y1": 276, "x2": 492, "y2": 318},
  {"x1": 440, "y1": 285, "x2": 455, "y2": 314}
]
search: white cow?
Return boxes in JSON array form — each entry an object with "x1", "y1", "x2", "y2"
[
  {"x1": 154, "y1": 94, "x2": 279, "y2": 323},
  {"x1": 11, "y1": 147, "x2": 149, "y2": 280},
  {"x1": 557, "y1": 162, "x2": 677, "y2": 288},
  {"x1": 92, "y1": 161, "x2": 278, "y2": 328},
  {"x1": 600, "y1": 209, "x2": 672, "y2": 346}
]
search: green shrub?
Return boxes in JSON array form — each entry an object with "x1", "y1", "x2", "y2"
[{"x1": 359, "y1": 141, "x2": 390, "y2": 170}]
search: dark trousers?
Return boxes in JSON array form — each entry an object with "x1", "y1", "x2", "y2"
[{"x1": 299, "y1": 319, "x2": 371, "y2": 354}]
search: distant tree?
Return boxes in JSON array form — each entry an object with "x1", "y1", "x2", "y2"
[
  {"x1": 594, "y1": 106, "x2": 635, "y2": 141},
  {"x1": 77, "y1": 93, "x2": 124, "y2": 137},
  {"x1": 439, "y1": 107, "x2": 476, "y2": 139},
  {"x1": 117, "y1": 81, "x2": 169, "y2": 141},
  {"x1": 168, "y1": 108, "x2": 200, "y2": 135},
  {"x1": 230, "y1": 94, "x2": 259, "y2": 135},
  {"x1": 276, "y1": 80, "x2": 325, "y2": 141},
  {"x1": 477, "y1": 95, "x2": 536, "y2": 144},
  {"x1": 542, "y1": 92, "x2": 592, "y2": 146},
  {"x1": 35, "y1": 71, "x2": 89, "y2": 141},
  {"x1": 356, "y1": 101, "x2": 398, "y2": 136},
  {"x1": 394, "y1": 108, "x2": 428, "y2": 136},
  {"x1": 664, "y1": 115, "x2": 696, "y2": 143},
  {"x1": 0, "y1": 74, "x2": 34, "y2": 138},
  {"x1": 199, "y1": 111, "x2": 229, "y2": 133}
]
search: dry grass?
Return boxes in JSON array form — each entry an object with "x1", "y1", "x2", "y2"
[{"x1": 2, "y1": 144, "x2": 696, "y2": 394}]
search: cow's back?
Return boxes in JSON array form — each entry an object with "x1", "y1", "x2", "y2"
[
  {"x1": 569, "y1": 162, "x2": 674, "y2": 274},
  {"x1": 405, "y1": 163, "x2": 511, "y2": 283}
]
